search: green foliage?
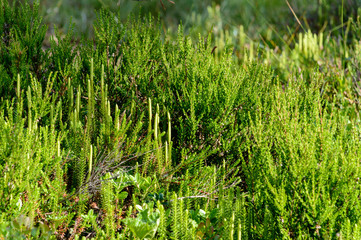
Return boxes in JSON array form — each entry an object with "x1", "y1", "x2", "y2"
[
  {"x1": 101, "y1": 172, "x2": 115, "y2": 237},
  {"x1": 0, "y1": 0, "x2": 47, "y2": 97},
  {"x1": 3, "y1": 1, "x2": 361, "y2": 239},
  {"x1": 123, "y1": 203, "x2": 160, "y2": 240},
  {"x1": 0, "y1": 215, "x2": 52, "y2": 240}
]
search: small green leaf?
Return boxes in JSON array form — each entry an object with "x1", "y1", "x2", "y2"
[
  {"x1": 123, "y1": 208, "x2": 160, "y2": 240},
  {"x1": 119, "y1": 191, "x2": 128, "y2": 200}
]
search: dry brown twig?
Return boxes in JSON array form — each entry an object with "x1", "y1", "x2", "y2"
[{"x1": 160, "y1": 0, "x2": 175, "y2": 10}]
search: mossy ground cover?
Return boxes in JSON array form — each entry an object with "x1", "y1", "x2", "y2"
[{"x1": 1, "y1": 0, "x2": 361, "y2": 239}]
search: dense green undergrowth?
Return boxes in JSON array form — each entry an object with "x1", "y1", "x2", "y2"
[{"x1": 2, "y1": 0, "x2": 361, "y2": 239}]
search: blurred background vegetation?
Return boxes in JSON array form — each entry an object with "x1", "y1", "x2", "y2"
[{"x1": 21, "y1": 0, "x2": 360, "y2": 40}]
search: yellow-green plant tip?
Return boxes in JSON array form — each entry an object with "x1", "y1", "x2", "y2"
[
  {"x1": 165, "y1": 141, "x2": 168, "y2": 167},
  {"x1": 87, "y1": 145, "x2": 93, "y2": 183},
  {"x1": 167, "y1": 111, "x2": 171, "y2": 143},
  {"x1": 17, "y1": 74, "x2": 21, "y2": 98},
  {"x1": 154, "y1": 112, "x2": 158, "y2": 140},
  {"x1": 57, "y1": 140, "x2": 61, "y2": 157}
]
